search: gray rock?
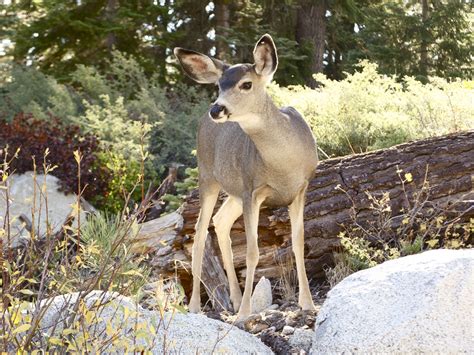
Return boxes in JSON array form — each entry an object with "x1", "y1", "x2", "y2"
[
  {"x1": 12, "y1": 290, "x2": 273, "y2": 354},
  {"x1": 0, "y1": 172, "x2": 88, "y2": 248},
  {"x1": 289, "y1": 328, "x2": 313, "y2": 353},
  {"x1": 281, "y1": 325, "x2": 295, "y2": 335},
  {"x1": 311, "y1": 249, "x2": 474, "y2": 354},
  {"x1": 251, "y1": 276, "x2": 273, "y2": 313}
]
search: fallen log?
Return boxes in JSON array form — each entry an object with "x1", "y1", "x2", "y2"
[{"x1": 146, "y1": 131, "x2": 474, "y2": 304}]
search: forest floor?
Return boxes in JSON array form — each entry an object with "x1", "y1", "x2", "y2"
[{"x1": 203, "y1": 283, "x2": 329, "y2": 354}]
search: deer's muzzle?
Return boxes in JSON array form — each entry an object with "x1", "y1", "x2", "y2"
[{"x1": 210, "y1": 104, "x2": 228, "y2": 120}]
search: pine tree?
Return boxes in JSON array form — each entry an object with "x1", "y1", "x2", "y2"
[
  {"x1": 350, "y1": 0, "x2": 473, "y2": 80},
  {"x1": 11, "y1": 1, "x2": 173, "y2": 80}
]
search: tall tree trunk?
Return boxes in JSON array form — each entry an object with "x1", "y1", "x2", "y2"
[
  {"x1": 420, "y1": 0, "x2": 429, "y2": 78},
  {"x1": 215, "y1": 0, "x2": 230, "y2": 60},
  {"x1": 104, "y1": 0, "x2": 119, "y2": 52},
  {"x1": 296, "y1": 0, "x2": 327, "y2": 88}
]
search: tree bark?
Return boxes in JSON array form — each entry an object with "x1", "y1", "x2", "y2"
[
  {"x1": 214, "y1": 0, "x2": 231, "y2": 61},
  {"x1": 104, "y1": 0, "x2": 119, "y2": 52},
  {"x1": 201, "y1": 235, "x2": 232, "y2": 312},
  {"x1": 296, "y1": 0, "x2": 327, "y2": 88},
  {"x1": 420, "y1": 0, "x2": 429, "y2": 78},
  {"x1": 148, "y1": 131, "x2": 474, "y2": 302}
]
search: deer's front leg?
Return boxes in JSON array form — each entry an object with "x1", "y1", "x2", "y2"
[
  {"x1": 237, "y1": 187, "x2": 268, "y2": 321},
  {"x1": 189, "y1": 183, "x2": 220, "y2": 313},
  {"x1": 289, "y1": 182, "x2": 316, "y2": 311}
]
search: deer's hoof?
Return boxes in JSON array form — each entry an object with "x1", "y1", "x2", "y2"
[
  {"x1": 236, "y1": 308, "x2": 251, "y2": 323},
  {"x1": 188, "y1": 301, "x2": 201, "y2": 313},
  {"x1": 299, "y1": 299, "x2": 316, "y2": 311},
  {"x1": 231, "y1": 294, "x2": 242, "y2": 313}
]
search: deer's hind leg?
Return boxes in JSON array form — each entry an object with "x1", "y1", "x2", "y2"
[
  {"x1": 289, "y1": 182, "x2": 315, "y2": 311},
  {"x1": 212, "y1": 195, "x2": 243, "y2": 312},
  {"x1": 189, "y1": 182, "x2": 220, "y2": 313}
]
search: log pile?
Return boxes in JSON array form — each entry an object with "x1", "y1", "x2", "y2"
[{"x1": 138, "y1": 131, "x2": 474, "y2": 302}]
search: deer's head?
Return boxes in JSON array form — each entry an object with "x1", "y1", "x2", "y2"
[{"x1": 174, "y1": 34, "x2": 278, "y2": 123}]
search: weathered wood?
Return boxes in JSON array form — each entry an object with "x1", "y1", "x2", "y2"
[
  {"x1": 201, "y1": 235, "x2": 232, "y2": 312},
  {"x1": 152, "y1": 131, "x2": 474, "y2": 300},
  {"x1": 131, "y1": 211, "x2": 183, "y2": 254}
]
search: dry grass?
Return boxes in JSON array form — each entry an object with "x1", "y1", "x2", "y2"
[
  {"x1": 0, "y1": 145, "x2": 171, "y2": 352},
  {"x1": 275, "y1": 250, "x2": 298, "y2": 302}
]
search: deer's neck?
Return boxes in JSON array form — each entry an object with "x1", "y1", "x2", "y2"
[{"x1": 237, "y1": 95, "x2": 302, "y2": 169}]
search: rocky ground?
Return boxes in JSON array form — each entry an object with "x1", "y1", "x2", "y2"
[{"x1": 203, "y1": 284, "x2": 329, "y2": 354}]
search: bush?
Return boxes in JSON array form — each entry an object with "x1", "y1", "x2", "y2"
[
  {"x1": 269, "y1": 61, "x2": 474, "y2": 158},
  {"x1": 148, "y1": 84, "x2": 209, "y2": 171},
  {"x1": 1, "y1": 52, "x2": 208, "y2": 179},
  {"x1": 79, "y1": 212, "x2": 149, "y2": 296},
  {"x1": 0, "y1": 113, "x2": 110, "y2": 203},
  {"x1": 71, "y1": 51, "x2": 208, "y2": 174},
  {"x1": 96, "y1": 151, "x2": 144, "y2": 213},
  {"x1": 162, "y1": 166, "x2": 198, "y2": 212},
  {"x1": 0, "y1": 65, "x2": 79, "y2": 122}
]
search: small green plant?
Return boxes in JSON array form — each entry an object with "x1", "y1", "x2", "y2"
[
  {"x1": 78, "y1": 212, "x2": 149, "y2": 296},
  {"x1": 162, "y1": 166, "x2": 199, "y2": 212}
]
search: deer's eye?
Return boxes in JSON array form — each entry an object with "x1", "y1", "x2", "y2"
[{"x1": 240, "y1": 81, "x2": 252, "y2": 90}]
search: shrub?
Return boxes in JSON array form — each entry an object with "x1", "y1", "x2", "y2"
[
  {"x1": 0, "y1": 65, "x2": 79, "y2": 122},
  {"x1": 79, "y1": 212, "x2": 149, "y2": 296},
  {"x1": 162, "y1": 166, "x2": 198, "y2": 212},
  {"x1": 80, "y1": 95, "x2": 153, "y2": 162},
  {"x1": 325, "y1": 171, "x2": 473, "y2": 288},
  {"x1": 0, "y1": 113, "x2": 110, "y2": 203},
  {"x1": 148, "y1": 84, "x2": 209, "y2": 171},
  {"x1": 96, "y1": 151, "x2": 144, "y2": 213},
  {"x1": 269, "y1": 61, "x2": 474, "y2": 158},
  {"x1": 1, "y1": 53, "x2": 207, "y2": 182}
]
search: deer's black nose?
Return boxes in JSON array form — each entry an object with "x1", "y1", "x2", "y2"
[{"x1": 210, "y1": 104, "x2": 227, "y2": 120}]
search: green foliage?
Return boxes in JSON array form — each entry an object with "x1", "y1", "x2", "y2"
[
  {"x1": 80, "y1": 212, "x2": 149, "y2": 295},
  {"x1": 269, "y1": 61, "x2": 474, "y2": 158},
  {"x1": 0, "y1": 51, "x2": 208, "y2": 210},
  {"x1": 95, "y1": 152, "x2": 143, "y2": 213},
  {"x1": 149, "y1": 86, "x2": 209, "y2": 171},
  {"x1": 350, "y1": 1, "x2": 473, "y2": 80},
  {"x1": 81, "y1": 95, "x2": 153, "y2": 161},
  {"x1": 162, "y1": 166, "x2": 199, "y2": 212},
  {"x1": 9, "y1": 0, "x2": 173, "y2": 80},
  {"x1": 70, "y1": 64, "x2": 113, "y2": 103},
  {"x1": 0, "y1": 65, "x2": 79, "y2": 122},
  {"x1": 71, "y1": 51, "x2": 208, "y2": 174}
]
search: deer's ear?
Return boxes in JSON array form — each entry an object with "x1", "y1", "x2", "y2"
[
  {"x1": 253, "y1": 34, "x2": 278, "y2": 78},
  {"x1": 174, "y1": 48, "x2": 226, "y2": 84}
]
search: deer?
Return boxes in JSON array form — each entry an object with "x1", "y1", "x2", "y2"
[{"x1": 174, "y1": 34, "x2": 318, "y2": 320}]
